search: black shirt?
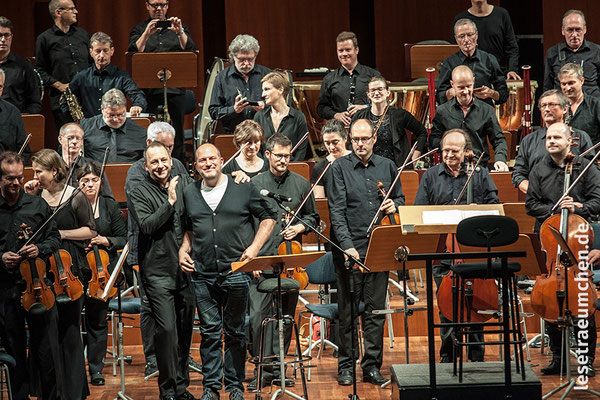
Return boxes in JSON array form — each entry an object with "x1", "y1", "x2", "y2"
[
  {"x1": 254, "y1": 106, "x2": 308, "y2": 161},
  {"x1": 63, "y1": 64, "x2": 147, "y2": 118},
  {"x1": 436, "y1": 48, "x2": 508, "y2": 106},
  {"x1": 414, "y1": 162, "x2": 499, "y2": 205},
  {"x1": 0, "y1": 99, "x2": 30, "y2": 160},
  {"x1": 512, "y1": 127, "x2": 594, "y2": 188},
  {"x1": 430, "y1": 98, "x2": 507, "y2": 164},
  {"x1": 569, "y1": 94, "x2": 600, "y2": 144},
  {"x1": 65, "y1": 156, "x2": 114, "y2": 199},
  {"x1": 317, "y1": 63, "x2": 380, "y2": 120},
  {"x1": 310, "y1": 157, "x2": 334, "y2": 196},
  {"x1": 35, "y1": 24, "x2": 91, "y2": 110},
  {"x1": 526, "y1": 154, "x2": 600, "y2": 227},
  {"x1": 0, "y1": 190, "x2": 61, "y2": 288},
  {"x1": 452, "y1": 6, "x2": 519, "y2": 75},
  {"x1": 94, "y1": 195, "x2": 127, "y2": 270},
  {"x1": 182, "y1": 176, "x2": 276, "y2": 279},
  {"x1": 80, "y1": 114, "x2": 147, "y2": 163},
  {"x1": 544, "y1": 40, "x2": 600, "y2": 98},
  {"x1": 209, "y1": 63, "x2": 271, "y2": 134},
  {"x1": 0, "y1": 52, "x2": 42, "y2": 113},
  {"x1": 327, "y1": 152, "x2": 405, "y2": 256}
]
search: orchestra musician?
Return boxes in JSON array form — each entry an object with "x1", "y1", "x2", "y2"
[
  {"x1": 430, "y1": 65, "x2": 509, "y2": 171},
  {"x1": 559, "y1": 63, "x2": 600, "y2": 145},
  {"x1": 254, "y1": 71, "x2": 308, "y2": 161},
  {"x1": 0, "y1": 151, "x2": 62, "y2": 400},
  {"x1": 415, "y1": 128, "x2": 499, "y2": 362},
  {"x1": 222, "y1": 120, "x2": 268, "y2": 179},
  {"x1": 353, "y1": 76, "x2": 428, "y2": 166},
  {"x1": 512, "y1": 92, "x2": 595, "y2": 195},
  {"x1": 437, "y1": 18, "x2": 508, "y2": 107},
  {"x1": 0, "y1": 68, "x2": 30, "y2": 160},
  {"x1": 317, "y1": 31, "x2": 380, "y2": 127},
  {"x1": 63, "y1": 32, "x2": 147, "y2": 119},
  {"x1": 128, "y1": 141, "x2": 195, "y2": 400},
  {"x1": 209, "y1": 34, "x2": 270, "y2": 134},
  {"x1": 525, "y1": 122, "x2": 599, "y2": 377},
  {"x1": 312, "y1": 119, "x2": 350, "y2": 199},
  {"x1": 24, "y1": 149, "x2": 96, "y2": 399},
  {"x1": 0, "y1": 16, "x2": 42, "y2": 114},
  {"x1": 77, "y1": 161, "x2": 127, "y2": 386},
  {"x1": 327, "y1": 119, "x2": 404, "y2": 386},
  {"x1": 544, "y1": 10, "x2": 600, "y2": 98},
  {"x1": 178, "y1": 143, "x2": 276, "y2": 400},
  {"x1": 248, "y1": 134, "x2": 319, "y2": 389}
]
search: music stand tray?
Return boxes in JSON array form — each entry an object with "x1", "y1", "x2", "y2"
[
  {"x1": 231, "y1": 251, "x2": 326, "y2": 273},
  {"x1": 130, "y1": 52, "x2": 198, "y2": 89}
]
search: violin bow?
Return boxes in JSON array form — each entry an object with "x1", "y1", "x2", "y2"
[
  {"x1": 91, "y1": 147, "x2": 110, "y2": 216},
  {"x1": 291, "y1": 132, "x2": 309, "y2": 155},
  {"x1": 17, "y1": 134, "x2": 32, "y2": 156},
  {"x1": 551, "y1": 150, "x2": 600, "y2": 213},
  {"x1": 454, "y1": 152, "x2": 485, "y2": 205},
  {"x1": 222, "y1": 142, "x2": 249, "y2": 169},
  {"x1": 579, "y1": 141, "x2": 600, "y2": 158}
]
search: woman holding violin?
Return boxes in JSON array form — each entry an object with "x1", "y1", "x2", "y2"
[
  {"x1": 25, "y1": 149, "x2": 95, "y2": 399},
  {"x1": 526, "y1": 122, "x2": 600, "y2": 377},
  {"x1": 222, "y1": 120, "x2": 268, "y2": 178},
  {"x1": 78, "y1": 161, "x2": 127, "y2": 386},
  {"x1": 312, "y1": 119, "x2": 351, "y2": 199}
]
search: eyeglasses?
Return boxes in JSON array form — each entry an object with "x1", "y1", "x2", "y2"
[
  {"x1": 2, "y1": 175, "x2": 24, "y2": 182},
  {"x1": 59, "y1": 6, "x2": 77, "y2": 11},
  {"x1": 350, "y1": 135, "x2": 374, "y2": 144},
  {"x1": 147, "y1": 1, "x2": 168, "y2": 9},
  {"x1": 455, "y1": 32, "x2": 476, "y2": 41},
  {"x1": 61, "y1": 135, "x2": 83, "y2": 142},
  {"x1": 539, "y1": 102, "x2": 562, "y2": 109},
  {"x1": 0, "y1": 33, "x2": 12, "y2": 40},
  {"x1": 271, "y1": 153, "x2": 291, "y2": 160},
  {"x1": 368, "y1": 87, "x2": 387, "y2": 94},
  {"x1": 104, "y1": 112, "x2": 126, "y2": 119}
]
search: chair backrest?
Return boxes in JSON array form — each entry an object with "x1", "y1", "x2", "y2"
[
  {"x1": 456, "y1": 215, "x2": 519, "y2": 248},
  {"x1": 304, "y1": 252, "x2": 336, "y2": 285},
  {"x1": 21, "y1": 114, "x2": 45, "y2": 153}
]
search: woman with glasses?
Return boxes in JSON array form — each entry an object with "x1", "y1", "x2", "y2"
[
  {"x1": 222, "y1": 120, "x2": 268, "y2": 179},
  {"x1": 312, "y1": 119, "x2": 351, "y2": 199},
  {"x1": 352, "y1": 76, "x2": 428, "y2": 167}
]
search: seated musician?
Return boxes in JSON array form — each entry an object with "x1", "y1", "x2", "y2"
[
  {"x1": 62, "y1": 32, "x2": 147, "y2": 119},
  {"x1": 317, "y1": 31, "x2": 380, "y2": 127},
  {"x1": 327, "y1": 119, "x2": 405, "y2": 386},
  {"x1": 248, "y1": 133, "x2": 319, "y2": 389},
  {"x1": 513, "y1": 92, "x2": 594, "y2": 195},
  {"x1": 222, "y1": 120, "x2": 268, "y2": 178},
  {"x1": 312, "y1": 119, "x2": 350, "y2": 199},
  {"x1": 430, "y1": 65, "x2": 508, "y2": 171},
  {"x1": 254, "y1": 71, "x2": 308, "y2": 161},
  {"x1": 0, "y1": 17, "x2": 42, "y2": 113},
  {"x1": 209, "y1": 34, "x2": 270, "y2": 134},
  {"x1": 559, "y1": 63, "x2": 600, "y2": 144},
  {"x1": 80, "y1": 88, "x2": 146, "y2": 163},
  {"x1": 415, "y1": 128, "x2": 499, "y2": 363},
  {"x1": 437, "y1": 18, "x2": 508, "y2": 107},
  {"x1": 0, "y1": 68, "x2": 30, "y2": 160},
  {"x1": 352, "y1": 76, "x2": 428, "y2": 167},
  {"x1": 525, "y1": 122, "x2": 600, "y2": 377}
]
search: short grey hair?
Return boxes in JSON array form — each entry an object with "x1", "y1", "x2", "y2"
[
  {"x1": 0, "y1": 68, "x2": 5, "y2": 81},
  {"x1": 147, "y1": 121, "x2": 175, "y2": 141},
  {"x1": 228, "y1": 34, "x2": 260, "y2": 60},
  {"x1": 539, "y1": 89, "x2": 569, "y2": 109},
  {"x1": 101, "y1": 88, "x2": 127, "y2": 109},
  {"x1": 454, "y1": 18, "x2": 477, "y2": 34},
  {"x1": 90, "y1": 32, "x2": 113, "y2": 48},
  {"x1": 563, "y1": 9, "x2": 586, "y2": 27},
  {"x1": 49, "y1": 0, "x2": 62, "y2": 17}
]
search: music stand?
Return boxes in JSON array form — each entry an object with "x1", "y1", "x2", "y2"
[
  {"x1": 129, "y1": 52, "x2": 198, "y2": 89},
  {"x1": 232, "y1": 252, "x2": 325, "y2": 400}
]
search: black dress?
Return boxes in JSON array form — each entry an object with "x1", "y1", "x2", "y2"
[{"x1": 222, "y1": 157, "x2": 268, "y2": 178}]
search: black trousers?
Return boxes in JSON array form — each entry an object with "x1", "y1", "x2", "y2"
[
  {"x1": 137, "y1": 270, "x2": 157, "y2": 365},
  {"x1": 547, "y1": 316, "x2": 597, "y2": 363},
  {"x1": 144, "y1": 277, "x2": 195, "y2": 398},
  {"x1": 83, "y1": 295, "x2": 109, "y2": 375},
  {"x1": 146, "y1": 93, "x2": 186, "y2": 163}
]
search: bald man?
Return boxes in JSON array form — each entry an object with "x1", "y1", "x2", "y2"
[
  {"x1": 179, "y1": 144, "x2": 276, "y2": 400},
  {"x1": 430, "y1": 65, "x2": 508, "y2": 171}
]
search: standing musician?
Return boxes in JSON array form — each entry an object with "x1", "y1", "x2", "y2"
[
  {"x1": 327, "y1": 119, "x2": 405, "y2": 386},
  {"x1": 0, "y1": 151, "x2": 62, "y2": 400},
  {"x1": 513, "y1": 92, "x2": 595, "y2": 195},
  {"x1": 415, "y1": 128, "x2": 499, "y2": 362},
  {"x1": 179, "y1": 143, "x2": 276, "y2": 400},
  {"x1": 317, "y1": 31, "x2": 380, "y2": 127},
  {"x1": 77, "y1": 161, "x2": 127, "y2": 386},
  {"x1": 24, "y1": 149, "x2": 96, "y2": 400},
  {"x1": 209, "y1": 34, "x2": 270, "y2": 134},
  {"x1": 430, "y1": 65, "x2": 509, "y2": 171},
  {"x1": 128, "y1": 141, "x2": 195, "y2": 400},
  {"x1": 525, "y1": 122, "x2": 600, "y2": 377},
  {"x1": 312, "y1": 119, "x2": 351, "y2": 199},
  {"x1": 353, "y1": 76, "x2": 428, "y2": 167},
  {"x1": 0, "y1": 68, "x2": 30, "y2": 161},
  {"x1": 254, "y1": 71, "x2": 308, "y2": 161},
  {"x1": 248, "y1": 134, "x2": 319, "y2": 389},
  {"x1": 559, "y1": 63, "x2": 600, "y2": 145},
  {"x1": 221, "y1": 120, "x2": 268, "y2": 179}
]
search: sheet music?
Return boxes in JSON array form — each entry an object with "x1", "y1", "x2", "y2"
[{"x1": 421, "y1": 209, "x2": 499, "y2": 225}]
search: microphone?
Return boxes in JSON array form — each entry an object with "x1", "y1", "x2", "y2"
[{"x1": 260, "y1": 189, "x2": 292, "y2": 203}]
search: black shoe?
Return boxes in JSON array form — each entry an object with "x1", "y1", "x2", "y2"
[
  {"x1": 90, "y1": 372, "x2": 105, "y2": 386},
  {"x1": 363, "y1": 369, "x2": 388, "y2": 385},
  {"x1": 199, "y1": 388, "x2": 219, "y2": 400},
  {"x1": 586, "y1": 362, "x2": 596, "y2": 377},
  {"x1": 440, "y1": 355, "x2": 452, "y2": 363},
  {"x1": 247, "y1": 375, "x2": 272, "y2": 390},
  {"x1": 337, "y1": 370, "x2": 353, "y2": 385},
  {"x1": 145, "y1": 361, "x2": 158, "y2": 377},
  {"x1": 188, "y1": 357, "x2": 202, "y2": 373},
  {"x1": 177, "y1": 391, "x2": 197, "y2": 400},
  {"x1": 228, "y1": 389, "x2": 244, "y2": 400},
  {"x1": 541, "y1": 358, "x2": 564, "y2": 375}
]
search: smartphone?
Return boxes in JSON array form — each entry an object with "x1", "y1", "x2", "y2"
[
  {"x1": 156, "y1": 20, "x2": 172, "y2": 29},
  {"x1": 246, "y1": 100, "x2": 260, "y2": 107}
]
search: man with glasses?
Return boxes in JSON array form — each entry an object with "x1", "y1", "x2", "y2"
[
  {"x1": 437, "y1": 18, "x2": 508, "y2": 107},
  {"x1": 129, "y1": 0, "x2": 196, "y2": 164},
  {"x1": 327, "y1": 119, "x2": 404, "y2": 386},
  {"x1": 80, "y1": 88, "x2": 146, "y2": 163},
  {"x1": 209, "y1": 34, "x2": 270, "y2": 134},
  {"x1": 35, "y1": 0, "x2": 91, "y2": 129},
  {"x1": 513, "y1": 89, "x2": 595, "y2": 194},
  {"x1": 0, "y1": 68, "x2": 30, "y2": 161},
  {"x1": 544, "y1": 10, "x2": 600, "y2": 98},
  {"x1": 0, "y1": 17, "x2": 41, "y2": 113}
]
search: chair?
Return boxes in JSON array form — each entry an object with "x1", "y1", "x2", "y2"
[
  {"x1": 107, "y1": 286, "x2": 140, "y2": 376},
  {"x1": 21, "y1": 114, "x2": 45, "y2": 154},
  {"x1": 0, "y1": 352, "x2": 15, "y2": 400},
  {"x1": 449, "y1": 215, "x2": 526, "y2": 387}
]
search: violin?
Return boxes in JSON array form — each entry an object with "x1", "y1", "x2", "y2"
[
  {"x1": 17, "y1": 223, "x2": 55, "y2": 315},
  {"x1": 376, "y1": 182, "x2": 400, "y2": 225},
  {"x1": 48, "y1": 249, "x2": 83, "y2": 303},
  {"x1": 530, "y1": 153, "x2": 598, "y2": 323},
  {"x1": 278, "y1": 210, "x2": 309, "y2": 290}
]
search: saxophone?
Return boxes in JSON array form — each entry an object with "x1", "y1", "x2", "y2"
[{"x1": 61, "y1": 86, "x2": 84, "y2": 122}]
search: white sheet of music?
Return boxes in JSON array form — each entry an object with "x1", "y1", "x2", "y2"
[{"x1": 421, "y1": 209, "x2": 500, "y2": 225}]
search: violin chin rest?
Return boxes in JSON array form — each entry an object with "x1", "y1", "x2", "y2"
[
  {"x1": 56, "y1": 294, "x2": 71, "y2": 304},
  {"x1": 28, "y1": 302, "x2": 48, "y2": 315}
]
